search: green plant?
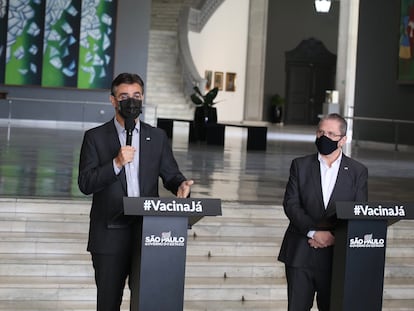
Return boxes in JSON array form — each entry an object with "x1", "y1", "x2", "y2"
[
  {"x1": 190, "y1": 86, "x2": 219, "y2": 108},
  {"x1": 270, "y1": 93, "x2": 285, "y2": 107}
]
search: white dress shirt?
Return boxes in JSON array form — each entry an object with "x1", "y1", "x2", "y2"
[
  {"x1": 307, "y1": 152, "x2": 342, "y2": 238},
  {"x1": 113, "y1": 118, "x2": 140, "y2": 197}
]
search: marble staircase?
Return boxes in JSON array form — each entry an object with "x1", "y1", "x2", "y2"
[
  {"x1": 0, "y1": 198, "x2": 413, "y2": 310},
  {"x1": 145, "y1": 0, "x2": 194, "y2": 121},
  {"x1": 145, "y1": 30, "x2": 193, "y2": 121}
]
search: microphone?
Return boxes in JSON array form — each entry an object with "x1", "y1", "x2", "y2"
[{"x1": 124, "y1": 117, "x2": 135, "y2": 146}]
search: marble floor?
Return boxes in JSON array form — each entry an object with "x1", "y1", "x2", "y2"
[{"x1": 1, "y1": 121, "x2": 414, "y2": 204}]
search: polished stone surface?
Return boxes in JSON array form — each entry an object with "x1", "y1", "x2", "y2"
[
  {"x1": 1, "y1": 122, "x2": 414, "y2": 311},
  {"x1": 1, "y1": 123, "x2": 414, "y2": 203}
]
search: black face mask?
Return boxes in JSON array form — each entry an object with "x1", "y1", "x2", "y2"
[
  {"x1": 118, "y1": 98, "x2": 142, "y2": 120},
  {"x1": 315, "y1": 135, "x2": 340, "y2": 155}
]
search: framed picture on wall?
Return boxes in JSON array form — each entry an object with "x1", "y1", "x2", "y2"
[
  {"x1": 398, "y1": 0, "x2": 414, "y2": 83},
  {"x1": 214, "y1": 71, "x2": 223, "y2": 90},
  {"x1": 204, "y1": 70, "x2": 212, "y2": 90},
  {"x1": 225, "y1": 72, "x2": 236, "y2": 91}
]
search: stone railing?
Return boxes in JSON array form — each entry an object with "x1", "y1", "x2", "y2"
[{"x1": 177, "y1": 0, "x2": 224, "y2": 97}]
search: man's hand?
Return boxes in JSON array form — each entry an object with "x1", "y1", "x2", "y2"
[
  {"x1": 177, "y1": 180, "x2": 194, "y2": 198},
  {"x1": 308, "y1": 231, "x2": 335, "y2": 249},
  {"x1": 114, "y1": 146, "x2": 135, "y2": 168}
]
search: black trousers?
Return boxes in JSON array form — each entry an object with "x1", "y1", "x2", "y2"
[
  {"x1": 92, "y1": 252, "x2": 134, "y2": 311},
  {"x1": 285, "y1": 265, "x2": 332, "y2": 311}
]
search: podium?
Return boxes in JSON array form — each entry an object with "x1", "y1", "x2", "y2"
[
  {"x1": 123, "y1": 197, "x2": 222, "y2": 311},
  {"x1": 331, "y1": 201, "x2": 414, "y2": 310}
]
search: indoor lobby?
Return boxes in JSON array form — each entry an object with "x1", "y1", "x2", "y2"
[
  {"x1": 0, "y1": 0, "x2": 414, "y2": 309},
  {"x1": 0, "y1": 121, "x2": 413, "y2": 310}
]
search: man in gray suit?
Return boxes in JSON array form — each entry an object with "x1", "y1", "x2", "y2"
[
  {"x1": 278, "y1": 113, "x2": 368, "y2": 311},
  {"x1": 78, "y1": 73, "x2": 194, "y2": 311}
]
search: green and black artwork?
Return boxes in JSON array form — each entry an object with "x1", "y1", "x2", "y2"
[{"x1": 0, "y1": 0, "x2": 117, "y2": 89}]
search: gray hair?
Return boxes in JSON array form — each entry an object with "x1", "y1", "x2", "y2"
[{"x1": 318, "y1": 113, "x2": 347, "y2": 136}]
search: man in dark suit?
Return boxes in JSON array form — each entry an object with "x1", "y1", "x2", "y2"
[
  {"x1": 278, "y1": 113, "x2": 368, "y2": 311},
  {"x1": 78, "y1": 73, "x2": 193, "y2": 311}
]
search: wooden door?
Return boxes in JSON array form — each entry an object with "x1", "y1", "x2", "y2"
[
  {"x1": 285, "y1": 63, "x2": 312, "y2": 124},
  {"x1": 284, "y1": 38, "x2": 336, "y2": 125}
]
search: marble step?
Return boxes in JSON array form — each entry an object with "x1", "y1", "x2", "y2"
[
  {"x1": 0, "y1": 253, "x2": 283, "y2": 278},
  {"x1": 8, "y1": 198, "x2": 414, "y2": 229},
  {"x1": 1, "y1": 243, "x2": 412, "y2": 291},
  {"x1": 1, "y1": 230, "x2": 414, "y2": 257},
  {"x1": 0, "y1": 198, "x2": 91, "y2": 214},
  {"x1": 2, "y1": 222, "x2": 412, "y2": 247},
  {"x1": 0, "y1": 199, "x2": 285, "y2": 219},
  {"x1": 192, "y1": 217, "x2": 414, "y2": 239},
  {"x1": 1, "y1": 299, "x2": 413, "y2": 311},
  {"x1": 150, "y1": 0, "x2": 191, "y2": 31},
  {"x1": 186, "y1": 299, "x2": 414, "y2": 311},
  {"x1": 1, "y1": 211, "x2": 412, "y2": 241},
  {"x1": 1, "y1": 239, "x2": 414, "y2": 290},
  {"x1": 0, "y1": 200, "x2": 289, "y2": 238},
  {"x1": 1, "y1": 275, "x2": 413, "y2": 302},
  {"x1": 0, "y1": 213, "x2": 288, "y2": 237},
  {"x1": 2, "y1": 252, "x2": 414, "y2": 280},
  {"x1": 1, "y1": 198, "x2": 414, "y2": 308},
  {"x1": 0, "y1": 233, "x2": 281, "y2": 257},
  {"x1": 1, "y1": 200, "x2": 413, "y2": 261}
]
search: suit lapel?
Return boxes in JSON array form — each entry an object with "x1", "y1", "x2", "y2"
[
  {"x1": 138, "y1": 123, "x2": 152, "y2": 195},
  {"x1": 106, "y1": 119, "x2": 127, "y2": 194},
  {"x1": 326, "y1": 155, "x2": 349, "y2": 215},
  {"x1": 311, "y1": 154, "x2": 325, "y2": 210}
]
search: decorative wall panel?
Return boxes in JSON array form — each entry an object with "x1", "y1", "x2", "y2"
[{"x1": 0, "y1": 0, "x2": 117, "y2": 89}]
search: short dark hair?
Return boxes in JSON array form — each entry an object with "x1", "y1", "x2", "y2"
[
  {"x1": 319, "y1": 113, "x2": 348, "y2": 136},
  {"x1": 111, "y1": 73, "x2": 145, "y2": 96}
]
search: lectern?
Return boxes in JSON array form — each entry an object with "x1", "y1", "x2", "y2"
[
  {"x1": 123, "y1": 197, "x2": 222, "y2": 311},
  {"x1": 331, "y1": 201, "x2": 414, "y2": 310}
]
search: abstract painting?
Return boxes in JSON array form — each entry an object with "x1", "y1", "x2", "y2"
[{"x1": 0, "y1": 0, "x2": 117, "y2": 89}]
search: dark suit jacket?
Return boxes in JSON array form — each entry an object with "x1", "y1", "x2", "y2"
[
  {"x1": 278, "y1": 153, "x2": 368, "y2": 269},
  {"x1": 78, "y1": 118, "x2": 187, "y2": 254}
]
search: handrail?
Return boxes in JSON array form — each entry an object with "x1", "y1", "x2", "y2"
[
  {"x1": 4, "y1": 96, "x2": 157, "y2": 109},
  {"x1": 347, "y1": 116, "x2": 414, "y2": 151},
  {"x1": 6, "y1": 96, "x2": 110, "y2": 105},
  {"x1": 349, "y1": 116, "x2": 414, "y2": 125},
  {"x1": 1, "y1": 97, "x2": 158, "y2": 141},
  {"x1": 178, "y1": 6, "x2": 204, "y2": 96},
  {"x1": 177, "y1": 0, "x2": 224, "y2": 96}
]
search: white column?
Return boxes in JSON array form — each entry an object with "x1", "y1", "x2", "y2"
[
  {"x1": 244, "y1": 0, "x2": 268, "y2": 121},
  {"x1": 336, "y1": 0, "x2": 360, "y2": 156}
]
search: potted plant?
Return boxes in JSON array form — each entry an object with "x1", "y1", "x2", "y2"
[
  {"x1": 190, "y1": 86, "x2": 219, "y2": 141},
  {"x1": 270, "y1": 93, "x2": 284, "y2": 124}
]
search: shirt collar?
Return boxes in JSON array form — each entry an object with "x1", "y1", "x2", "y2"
[
  {"x1": 318, "y1": 150, "x2": 342, "y2": 168},
  {"x1": 114, "y1": 117, "x2": 140, "y2": 135}
]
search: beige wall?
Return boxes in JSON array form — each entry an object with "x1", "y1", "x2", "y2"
[{"x1": 188, "y1": 0, "x2": 250, "y2": 122}]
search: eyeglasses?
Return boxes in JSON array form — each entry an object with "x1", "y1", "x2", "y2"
[
  {"x1": 317, "y1": 129, "x2": 344, "y2": 139},
  {"x1": 114, "y1": 93, "x2": 143, "y2": 101}
]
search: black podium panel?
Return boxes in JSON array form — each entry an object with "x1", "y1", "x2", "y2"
[
  {"x1": 131, "y1": 216, "x2": 188, "y2": 311},
  {"x1": 331, "y1": 219, "x2": 387, "y2": 311},
  {"x1": 331, "y1": 201, "x2": 414, "y2": 311},
  {"x1": 124, "y1": 197, "x2": 222, "y2": 311}
]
